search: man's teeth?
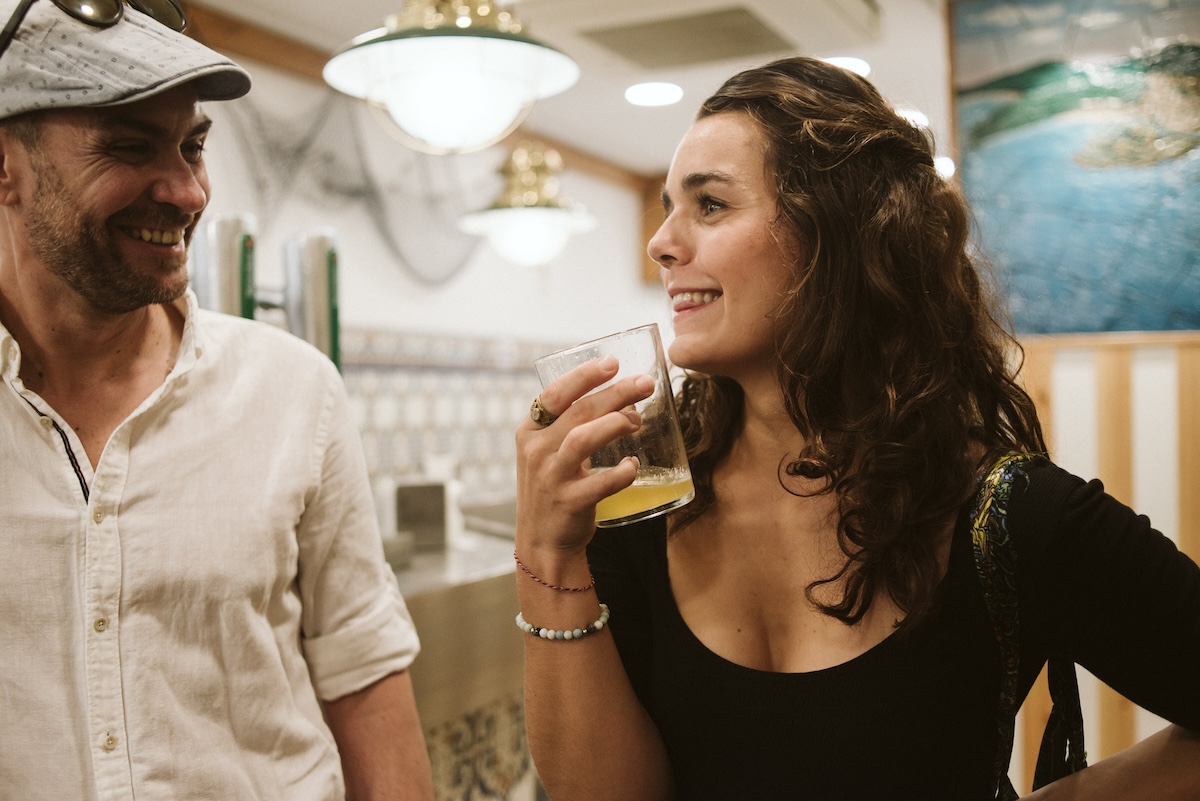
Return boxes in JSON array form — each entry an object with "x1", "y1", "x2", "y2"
[
  {"x1": 674, "y1": 291, "x2": 719, "y2": 308},
  {"x1": 130, "y1": 228, "x2": 183, "y2": 245}
]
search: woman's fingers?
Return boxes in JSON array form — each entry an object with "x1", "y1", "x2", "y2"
[
  {"x1": 523, "y1": 355, "x2": 620, "y2": 432},
  {"x1": 515, "y1": 357, "x2": 655, "y2": 547}
]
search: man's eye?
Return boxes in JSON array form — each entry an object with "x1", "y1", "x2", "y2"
[
  {"x1": 182, "y1": 140, "x2": 206, "y2": 163},
  {"x1": 110, "y1": 142, "x2": 153, "y2": 159}
]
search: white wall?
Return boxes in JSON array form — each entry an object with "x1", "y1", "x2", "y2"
[{"x1": 853, "y1": 0, "x2": 955, "y2": 161}]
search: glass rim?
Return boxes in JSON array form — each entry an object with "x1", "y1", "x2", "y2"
[{"x1": 533, "y1": 322, "x2": 660, "y2": 366}]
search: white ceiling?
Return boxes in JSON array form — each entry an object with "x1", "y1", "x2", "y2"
[{"x1": 191, "y1": 0, "x2": 953, "y2": 178}]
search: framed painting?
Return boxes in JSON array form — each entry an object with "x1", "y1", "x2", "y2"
[{"x1": 951, "y1": 0, "x2": 1200, "y2": 333}]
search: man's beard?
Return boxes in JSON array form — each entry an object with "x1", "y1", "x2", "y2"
[{"x1": 26, "y1": 156, "x2": 193, "y2": 315}]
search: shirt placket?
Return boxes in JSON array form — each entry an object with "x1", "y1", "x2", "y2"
[{"x1": 85, "y1": 428, "x2": 135, "y2": 800}]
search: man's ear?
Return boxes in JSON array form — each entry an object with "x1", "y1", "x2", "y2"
[{"x1": 0, "y1": 131, "x2": 28, "y2": 207}]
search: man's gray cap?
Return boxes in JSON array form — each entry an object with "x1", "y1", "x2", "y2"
[{"x1": 0, "y1": 0, "x2": 251, "y2": 120}]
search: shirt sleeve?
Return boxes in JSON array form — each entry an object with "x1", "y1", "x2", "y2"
[
  {"x1": 1013, "y1": 462, "x2": 1200, "y2": 729},
  {"x1": 296, "y1": 362, "x2": 421, "y2": 701}
]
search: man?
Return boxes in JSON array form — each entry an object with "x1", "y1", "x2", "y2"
[{"x1": 0, "y1": 2, "x2": 434, "y2": 798}]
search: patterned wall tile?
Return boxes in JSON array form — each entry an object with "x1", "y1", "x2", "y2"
[{"x1": 343, "y1": 327, "x2": 564, "y2": 505}]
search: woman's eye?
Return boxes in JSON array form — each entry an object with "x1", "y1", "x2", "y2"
[{"x1": 700, "y1": 196, "x2": 724, "y2": 214}]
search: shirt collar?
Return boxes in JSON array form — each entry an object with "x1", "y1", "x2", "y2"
[
  {"x1": 172, "y1": 289, "x2": 202, "y2": 376},
  {"x1": 0, "y1": 290, "x2": 203, "y2": 382},
  {"x1": 0, "y1": 318, "x2": 17, "y2": 382}
]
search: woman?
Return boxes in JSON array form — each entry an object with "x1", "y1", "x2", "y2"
[{"x1": 514, "y1": 57, "x2": 1200, "y2": 800}]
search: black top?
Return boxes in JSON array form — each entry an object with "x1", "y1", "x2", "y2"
[{"x1": 587, "y1": 460, "x2": 1200, "y2": 800}]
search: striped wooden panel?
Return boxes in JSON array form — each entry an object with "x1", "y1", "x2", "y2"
[{"x1": 1016, "y1": 332, "x2": 1200, "y2": 790}]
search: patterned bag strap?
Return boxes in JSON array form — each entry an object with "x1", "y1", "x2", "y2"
[
  {"x1": 970, "y1": 453, "x2": 1088, "y2": 800},
  {"x1": 1033, "y1": 659, "x2": 1089, "y2": 787},
  {"x1": 970, "y1": 453, "x2": 1037, "y2": 801}
]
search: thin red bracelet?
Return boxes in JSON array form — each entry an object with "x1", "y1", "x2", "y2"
[{"x1": 513, "y1": 551, "x2": 596, "y2": 593}]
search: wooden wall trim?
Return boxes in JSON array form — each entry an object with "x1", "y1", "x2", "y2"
[
  {"x1": 1094, "y1": 347, "x2": 1138, "y2": 759},
  {"x1": 641, "y1": 175, "x2": 667, "y2": 284},
  {"x1": 1022, "y1": 330, "x2": 1200, "y2": 349},
  {"x1": 1180, "y1": 344, "x2": 1200, "y2": 563}
]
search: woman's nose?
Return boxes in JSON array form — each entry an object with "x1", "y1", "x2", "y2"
[{"x1": 647, "y1": 216, "x2": 680, "y2": 269}]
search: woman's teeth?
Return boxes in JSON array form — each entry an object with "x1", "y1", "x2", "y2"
[{"x1": 673, "y1": 291, "x2": 719, "y2": 309}]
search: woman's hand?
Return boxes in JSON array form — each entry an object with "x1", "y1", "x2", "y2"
[
  {"x1": 515, "y1": 354, "x2": 655, "y2": 558},
  {"x1": 1023, "y1": 725, "x2": 1200, "y2": 800}
]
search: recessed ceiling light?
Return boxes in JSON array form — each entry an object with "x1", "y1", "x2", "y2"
[
  {"x1": 934, "y1": 156, "x2": 956, "y2": 178},
  {"x1": 896, "y1": 106, "x2": 930, "y2": 128},
  {"x1": 625, "y1": 82, "x2": 684, "y2": 107},
  {"x1": 822, "y1": 56, "x2": 871, "y2": 77}
]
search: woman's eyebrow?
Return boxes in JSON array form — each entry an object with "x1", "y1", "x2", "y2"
[
  {"x1": 680, "y1": 170, "x2": 739, "y2": 193},
  {"x1": 661, "y1": 170, "x2": 741, "y2": 212}
]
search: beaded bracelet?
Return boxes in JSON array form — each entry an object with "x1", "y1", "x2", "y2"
[
  {"x1": 516, "y1": 603, "x2": 610, "y2": 641},
  {"x1": 513, "y1": 550, "x2": 596, "y2": 593}
]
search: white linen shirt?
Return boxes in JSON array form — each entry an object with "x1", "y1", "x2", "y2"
[{"x1": 0, "y1": 292, "x2": 420, "y2": 800}]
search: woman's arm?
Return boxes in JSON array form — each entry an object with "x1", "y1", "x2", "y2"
[
  {"x1": 515, "y1": 357, "x2": 674, "y2": 800},
  {"x1": 1024, "y1": 725, "x2": 1200, "y2": 800},
  {"x1": 518, "y1": 550, "x2": 674, "y2": 801},
  {"x1": 1016, "y1": 467, "x2": 1200, "y2": 800}
]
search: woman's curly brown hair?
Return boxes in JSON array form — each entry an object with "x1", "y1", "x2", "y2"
[{"x1": 671, "y1": 57, "x2": 1045, "y2": 629}]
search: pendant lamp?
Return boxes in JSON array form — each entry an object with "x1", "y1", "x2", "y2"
[
  {"x1": 323, "y1": 0, "x2": 580, "y2": 154},
  {"x1": 459, "y1": 140, "x2": 596, "y2": 267}
]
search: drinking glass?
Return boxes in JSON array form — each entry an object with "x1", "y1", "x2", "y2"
[{"x1": 534, "y1": 323, "x2": 694, "y2": 527}]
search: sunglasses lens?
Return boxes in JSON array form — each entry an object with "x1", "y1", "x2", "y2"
[
  {"x1": 55, "y1": 0, "x2": 122, "y2": 26},
  {"x1": 127, "y1": 0, "x2": 186, "y2": 31}
]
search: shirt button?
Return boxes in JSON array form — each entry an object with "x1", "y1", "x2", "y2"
[
  {"x1": 92, "y1": 508, "x2": 105, "y2": 524},
  {"x1": 39, "y1": 417, "x2": 53, "y2": 430},
  {"x1": 102, "y1": 733, "x2": 118, "y2": 752},
  {"x1": 94, "y1": 617, "x2": 109, "y2": 632}
]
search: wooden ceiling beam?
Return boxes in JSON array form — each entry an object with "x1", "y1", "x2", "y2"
[{"x1": 182, "y1": 3, "x2": 328, "y2": 83}]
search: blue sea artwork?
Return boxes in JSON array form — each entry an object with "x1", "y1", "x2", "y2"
[{"x1": 953, "y1": 1, "x2": 1200, "y2": 334}]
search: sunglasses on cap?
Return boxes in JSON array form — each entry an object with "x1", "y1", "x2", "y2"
[{"x1": 0, "y1": 0, "x2": 186, "y2": 59}]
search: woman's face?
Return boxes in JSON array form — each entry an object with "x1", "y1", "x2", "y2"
[{"x1": 648, "y1": 111, "x2": 798, "y2": 381}]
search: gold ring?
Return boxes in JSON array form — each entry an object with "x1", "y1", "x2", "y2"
[{"x1": 529, "y1": 396, "x2": 558, "y2": 428}]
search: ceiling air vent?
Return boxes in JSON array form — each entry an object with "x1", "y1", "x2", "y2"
[{"x1": 580, "y1": 6, "x2": 794, "y2": 70}]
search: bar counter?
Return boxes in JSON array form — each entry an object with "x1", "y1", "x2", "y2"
[{"x1": 394, "y1": 531, "x2": 536, "y2": 801}]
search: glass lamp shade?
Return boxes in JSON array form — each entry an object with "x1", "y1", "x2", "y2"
[
  {"x1": 324, "y1": 28, "x2": 579, "y2": 154},
  {"x1": 459, "y1": 206, "x2": 596, "y2": 267}
]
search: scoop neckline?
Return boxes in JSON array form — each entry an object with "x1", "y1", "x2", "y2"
[{"x1": 659, "y1": 510, "x2": 969, "y2": 678}]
